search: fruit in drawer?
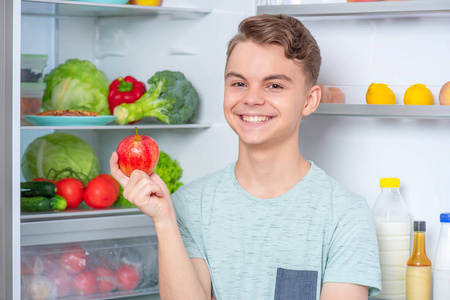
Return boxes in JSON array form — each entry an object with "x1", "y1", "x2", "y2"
[
  {"x1": 116, "y1": 128, "x2": 160, "y2": 177},
  {"x1": 94, "y1": 265, "x2": 116, "y2": 293},
  {"x1": 21, "y1": 256, "x2": 44, "y2": 275},
  {"x1": 22, "y1": 275, "x2": 57, "y2": 299},
  {"x1": 73, "y1": 270, "x2": 98, "y2": 296},
  {"x1": 116, "y1": 263, "x2": 141, "y2": 291},
  {"x1": 403, "y1": 83, "x2": 434, "y2": 105},
  {"x1": 366, "y1": 83, "x2": 396, "y2": 105},
  {"x1": 59, "y1": 245, "x2": 87, "y2": 274},
  {"x1": 439, "y1": 81, "x2": 450, "y2": 105},
  {"x1": 47, "y1": 268, "x2": 73, "y2": 297}
]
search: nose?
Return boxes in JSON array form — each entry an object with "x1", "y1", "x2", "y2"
[{"x1": 243, "y1": 86, "x2": 265, "y2": 106}]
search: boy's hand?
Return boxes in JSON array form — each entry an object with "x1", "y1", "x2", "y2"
[{"x1": 110, "y1": 151, "x2": 175, "y2": 225}]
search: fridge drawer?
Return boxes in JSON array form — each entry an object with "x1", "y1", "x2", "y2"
[{"x1": 21, "y1": 235, "x2": 158, "y2": 300}]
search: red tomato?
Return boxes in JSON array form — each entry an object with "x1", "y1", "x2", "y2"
[
  {"x1": 56, "y1": 178, "x2": 84, "y2": 208},
  {"x1": 116, "y1": 264, "x2": 140, "y2": 291},
  {"x1": 94, "y1": 265, "x2": 115, "y2": 293},
  {"x1": 98, "y1": 174, "x2": 120, "y2": 199},
  {"x1": 83, "y1": 176, "x2": 118, "y2": 209},
  {"x1": 33, "y1": 177, "x2": 57, "y2": 185},
  {"x1": 59, "y1": 245, "x2": 87, "y2": 274},
  {"x1": 73, "y1": 270, "x2": 98, "y2": 296},
  {"x1": 47, "y1": 268, "x2": 73, "y2": 297}
]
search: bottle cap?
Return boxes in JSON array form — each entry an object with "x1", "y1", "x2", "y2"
[
  {"x1": 440, "y1": 213, "x2": 450, "y2": 223},
  {"x1": 380, "y1": 178, "x2": 400, "y2": 188},
  {"x1": 414, "y1": 221, "x2": 426, "y2": 232}
]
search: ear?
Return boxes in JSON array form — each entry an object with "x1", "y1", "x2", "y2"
[{"x1": 302, "y1": 85, "x2": 321, "y2": 117}]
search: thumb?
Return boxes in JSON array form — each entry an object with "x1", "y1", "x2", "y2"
[{"x1": 110, "y1": 151, "x2": 129, "y2": 188}]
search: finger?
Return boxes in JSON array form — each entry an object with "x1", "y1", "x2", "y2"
[
  {"x1": 149, "y1": 171, "x2": 170, "y2": 197},
  {"x1": 128, "y1": 170, "x2": 164, "y2": 199},
  {"x1": 125, "y1": 171, "x2": 164, "y2": 203},
  {"x1": 109, "y1": 151, "x2": 129, "y2": 188}
]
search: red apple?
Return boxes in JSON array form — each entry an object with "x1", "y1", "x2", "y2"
[
  {"x1": 59, "y1": 245, "x2": 87, "y2": 274},
  {"x1": 116, "y1": 127, "x2": 159, "y2": 177},
  {"x1": 93, "y1": 265, "x2": 116, "y2": 293},
  {"x1": 72, "y1": 270, "x2": 98, "y2": 296},
  {"x1": 116, "y1": 264, "x2": 140, "y2": 291}
]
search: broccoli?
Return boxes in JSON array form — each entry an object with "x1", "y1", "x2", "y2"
[
  {"x1": 114, "y1": 70, "x2": 199, "y2": 125},
  {"x1": 112, "y1": 151, "x2": 183, "y2": 208}
]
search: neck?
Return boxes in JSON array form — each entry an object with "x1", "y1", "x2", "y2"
[{"x1": 235, "y1": 138, "x2": 310, "y2": 199}]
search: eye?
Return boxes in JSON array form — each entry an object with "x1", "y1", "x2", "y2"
[
  {"x1": 232, "y1": 82, "x2": 246, "y2": 87},
  {"x1": 268, "y1": 83, "x2": 283, "y2": 89}
]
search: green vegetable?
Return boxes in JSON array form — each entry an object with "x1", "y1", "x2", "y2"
[
  {"x1": 114, "y1": 70, "x2": 199, "y2": 125},
  {"x1": 42, "y1": 59, "x2": 111, "y2": 115},
  {"x1": 154, "y1": 151, "x2": 183, "y2": 194},
  {"x1": 21, "y1": 133, "x2": 100, "y2": 184},
  {"x1": 49, "y1": 195, "x2": 67, "y2": 210},
  {"x1": 112, "y1": 150, "x2": 183, "y2": 208},
  {"x1": 21, "y1": 197, "x2": 51, "y2": 212},
  {"x1": 21, "y1": 181, "x2": 56, "y2": 198}
]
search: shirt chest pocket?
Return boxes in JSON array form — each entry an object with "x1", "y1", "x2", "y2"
[{"x1": 274, "y1": 268, "x2": 318, "y2": 300}]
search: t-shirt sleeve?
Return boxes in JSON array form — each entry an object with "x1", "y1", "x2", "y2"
[
  {"x1": 171, "y1": 190, "x2": 204, "y2": 259},
  {"x1": 323, "y1": 198, "x2": 382, "y2": 296}
]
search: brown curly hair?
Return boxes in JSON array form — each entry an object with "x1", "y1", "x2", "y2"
[{"x1": 226, "y1": 14, "x2": 321, "y2": 87}]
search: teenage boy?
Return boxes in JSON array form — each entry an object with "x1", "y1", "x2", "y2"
[{"x1": 110, "y1": 14, "x2": 381, "y2": 300}]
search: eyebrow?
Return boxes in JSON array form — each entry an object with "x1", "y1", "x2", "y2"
[{"x1": 225, "y1": 72, "x2": 294, "y2": 84}]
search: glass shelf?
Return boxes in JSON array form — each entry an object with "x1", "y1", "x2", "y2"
[
  {"x1": 21, "y1": 123, "x2": 211, "y2": 130},
  {"x1": 313, "y1": 103, "x2": 450, "y2": 119},
  {"x1": 257, "y1": 1, "x2": 450, "y2": 18},
  {"x1": 22, "y1": 0, "x2": 211, "y2": 18}
]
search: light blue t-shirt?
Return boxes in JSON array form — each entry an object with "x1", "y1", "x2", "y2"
[{"x1": 171, "y1": 162, "x2": 381, "y2": 300}]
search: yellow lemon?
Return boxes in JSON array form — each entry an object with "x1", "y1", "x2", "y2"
[
  {"x1": 403, "y1": 84, "x2": 434, "y2": 105},
  {"x1": 366, "y1": 83, "x2": 396, "y2": 105}
]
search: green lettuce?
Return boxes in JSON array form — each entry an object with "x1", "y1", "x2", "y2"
[
  {"x1": 42, "y1": 59, "x2": 111, "y2": 115},
  {"x1": 21, "y1": 133, "x2": 100, "y2": 184}
]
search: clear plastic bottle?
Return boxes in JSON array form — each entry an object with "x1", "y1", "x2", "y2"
[
  {"x1": 372, "y1": 178, "x2": 411, "y2": 300},
  {"x1": 406, "y1": 221, "x2": 431, "y2": 300},
  {"x1": 433, "y1": 213, "x2": 450, "y2": 300}
]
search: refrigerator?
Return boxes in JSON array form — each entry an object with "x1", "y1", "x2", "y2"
[{"x1": 2, "y1": 0, "x2": 450, "y2": 299}]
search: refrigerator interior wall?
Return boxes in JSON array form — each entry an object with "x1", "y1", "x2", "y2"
[{"x1": 299, "y1": 14, "x2": 450, "y2": 260}]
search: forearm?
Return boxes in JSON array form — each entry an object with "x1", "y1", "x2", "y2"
[{"x1": 155, "y1": 219, "x2": 208, "y2": 300}]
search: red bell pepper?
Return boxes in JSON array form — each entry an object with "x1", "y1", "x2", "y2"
[{"x1": 108, "y1": 76, "x2": 146, "y2": 114}]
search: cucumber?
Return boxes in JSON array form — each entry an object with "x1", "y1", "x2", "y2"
[
  {"x1": 21, "y1": 197, "x2": 52, "y2": 212},
  {"x1": 21, "y1": 181, "x2": 56, "y2": 198},
  {"x1": 49, "y1": 195, "x2": 67, "y2": 211}
]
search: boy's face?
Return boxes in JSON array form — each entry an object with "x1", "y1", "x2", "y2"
[{"x1": 224, "y1": 41, "x2": 318, "y2": 148}]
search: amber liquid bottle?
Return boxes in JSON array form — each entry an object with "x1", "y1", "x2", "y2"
[{"x1": 406, "y1": 221, "x2": 432, "y2": 300}]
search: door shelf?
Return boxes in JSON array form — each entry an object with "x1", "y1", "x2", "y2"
[
  {"x1": 257, "y1": 1, "x2": 450, "y2": 18},
  {"x1": 22, "y1": 0, "x2": 211, "y2": 18},
  {"x1": 313, "y1": 103, "x2": 450, "y2": 119}
]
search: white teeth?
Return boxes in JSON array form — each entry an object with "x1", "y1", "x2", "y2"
[{"x1": 241, "y1": 115, "x2": 270, "y2": 123}]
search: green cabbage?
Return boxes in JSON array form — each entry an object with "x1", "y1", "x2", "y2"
[
  {"x1": 21, "y1": 133, "x2": 100, "y2": 184},
  {"x1": 42, "y1": 59, "x2": 111, "y2": 115}
]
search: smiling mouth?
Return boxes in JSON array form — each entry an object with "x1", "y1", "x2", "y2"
[{"x1": 240, "y1": 115, "x2": 272, "y2": 123}]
